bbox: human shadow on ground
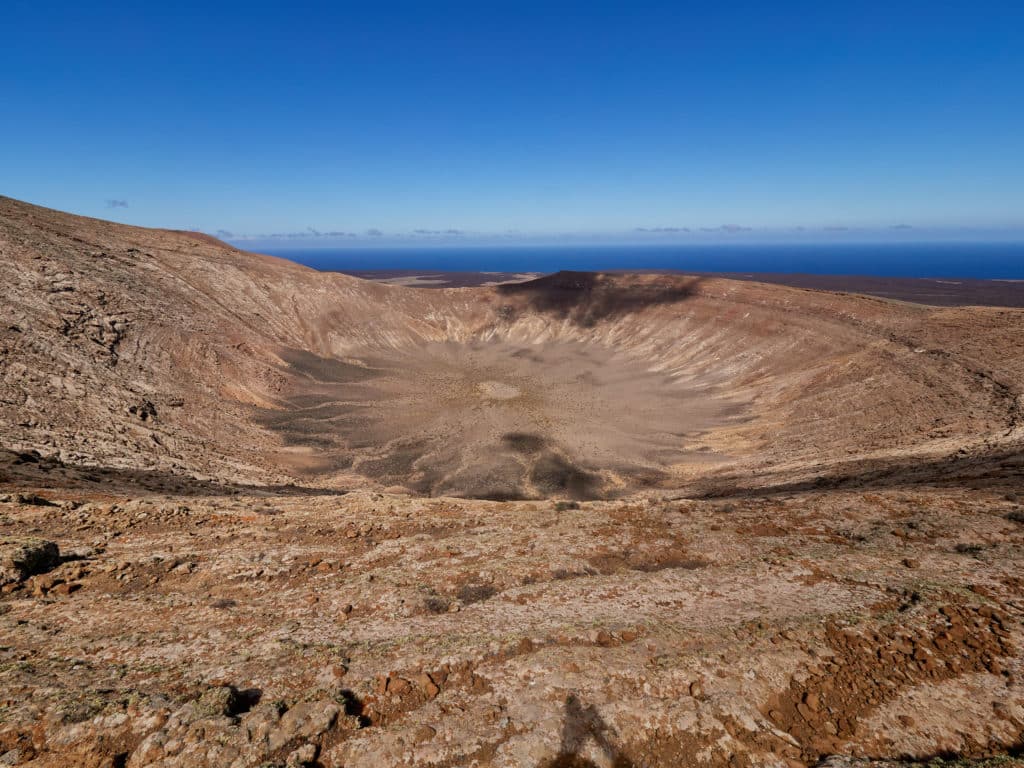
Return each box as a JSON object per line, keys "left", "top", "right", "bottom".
{"left": 536, "top": 694, "right": 635, "bottom": 768}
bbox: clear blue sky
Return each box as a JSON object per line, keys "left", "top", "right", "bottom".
{"left": 3, "top": 1, "right": 1023, "bottom": 246}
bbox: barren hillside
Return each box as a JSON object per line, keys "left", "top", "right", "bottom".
{"left": 1, "top": 197, "right": 1023, "bottom": 767}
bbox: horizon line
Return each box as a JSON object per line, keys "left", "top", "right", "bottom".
{"left": 238, "top": 236, "right": 1024, "bottom": 251}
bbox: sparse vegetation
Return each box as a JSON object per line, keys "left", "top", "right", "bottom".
{"left": 918, "top": 757, "right": 1024, "bottom": 768}
{"left": 456, "top": 584, "right": 497, "bottom": 605}
{"left": 954, "top": 543, "right": 987, "bottom": 555}
{"left": 423, "top": 594, "right": 450, "bottom": 614}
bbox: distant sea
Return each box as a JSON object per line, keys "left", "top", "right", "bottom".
{"left": 258, "top": 242, "right": 1024, "bottom": 280}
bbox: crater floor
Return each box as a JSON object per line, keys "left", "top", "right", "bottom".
{"left": 258, "top": 339, "right": 745, "bottom": 499}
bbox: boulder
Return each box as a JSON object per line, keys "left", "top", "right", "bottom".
{"left": 0, "top": 538, "right": 59, "bottom": 585}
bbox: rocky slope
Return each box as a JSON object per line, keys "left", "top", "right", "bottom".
{"left": 1, "top": 196, "right": 1023, "bottom": 767}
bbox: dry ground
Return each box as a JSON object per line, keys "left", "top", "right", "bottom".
{"left": 1, "top": 197, "right": 1023, "bottom": 766}
{"left": 1, "top": 474, "right": 1023, "bottom": 766}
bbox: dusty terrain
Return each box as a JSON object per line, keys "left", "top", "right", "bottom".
{"left": 1, "top": 196, "right": 1023, "bottom": 767}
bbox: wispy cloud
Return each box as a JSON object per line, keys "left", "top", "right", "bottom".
{"left": 218, "top": 226, "right": 477, "bottom": 241}
{"left": 890, "top": 223, "right": 914, "bottom": 230}
{"left": 223, "top": 229, "right": 358, "bottom": 240}
{"left": 105, "top": 199, "right": 128, "bottom": 208}
{"left": 303, "top": 226, "right": 359, "bottom": 237}
{"left": 700, "top": 224, "right": 752, "bottom": 233}
{"left": 635, "top": 225, "right": 756, "bottom": 234}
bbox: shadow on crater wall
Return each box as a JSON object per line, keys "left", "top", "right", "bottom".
{"left": 0, "top": 448, "right": 346, "bottom": 498}
{"left": 497, "top": 271, "right": 703, "bottom": 327}
{"left": 688, "top": 443, "right": 1024, "bottom": 499}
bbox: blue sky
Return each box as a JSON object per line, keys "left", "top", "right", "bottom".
{"left": 3, "top": 0, "right": 1023, "bottom": 246}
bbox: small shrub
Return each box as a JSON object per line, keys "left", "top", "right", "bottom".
{"left": 457, "top": 584, "right": 496, "bottom": 605}
{"left": 954, "top": 543, "right": 985, "bottom": 555}
{"left": 59, "top": 696, "right": 106, "bottom": 724}
{"left": 423, "top": 595, "right": 450, "bottom": 614}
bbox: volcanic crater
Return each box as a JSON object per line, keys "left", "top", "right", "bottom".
{"left": 2, "top": 194, "right": 1023, "bottom": 500}
{"left": 2, "top": 196, "right": 1024, "bottom": 768}
{"left": 257, "top": 329, "right": 747, "bottom": 500}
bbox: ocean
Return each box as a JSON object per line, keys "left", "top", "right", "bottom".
{"left": 255, "top": 242, "right": 1024, "bottom": 280}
